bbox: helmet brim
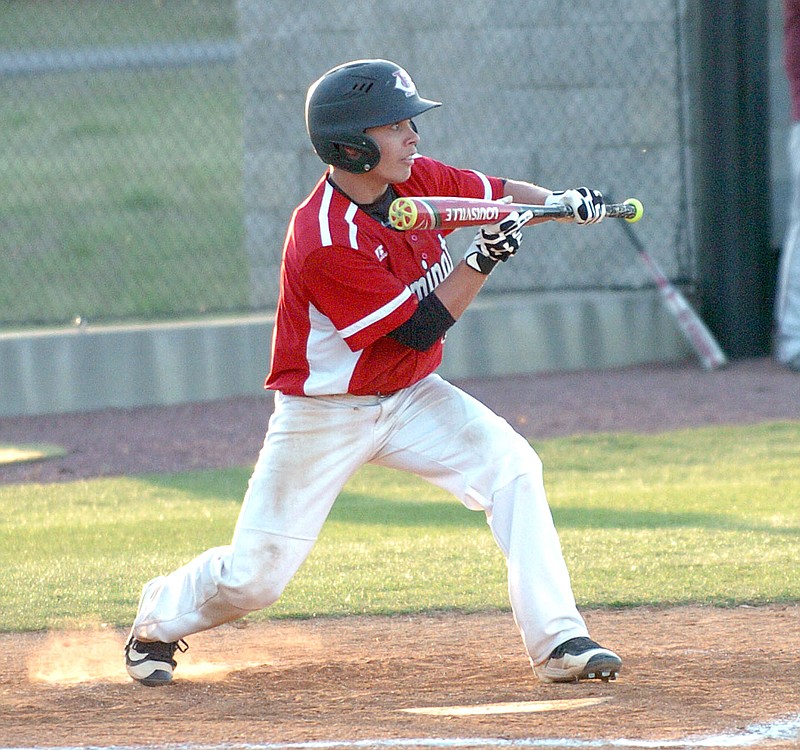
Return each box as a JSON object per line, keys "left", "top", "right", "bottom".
{"left": 363, "top": 97, "right": 441, "bottom": 130}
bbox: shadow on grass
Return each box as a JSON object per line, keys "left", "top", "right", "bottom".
{"left": 139, "top": 471, "right": 799, "bottom": 535}
{"left": 552, "top": 506, "right": 800, "bottom": 535}
{"left": 332, "top": 494, "right": 800, "bottom": 536}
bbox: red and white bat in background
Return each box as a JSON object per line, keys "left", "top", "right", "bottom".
{"left": 388, "top": 195, "right": 643, "bottom": 231}
{"left": 617, "top": 219, "right": 728, "bottom": 371}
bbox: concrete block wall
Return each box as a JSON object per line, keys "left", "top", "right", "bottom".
{"left": 0, "top": 291, "right": 691, "bottom": 418}
{"left": 238, "top": 0, "right": 692, "bottom": 306}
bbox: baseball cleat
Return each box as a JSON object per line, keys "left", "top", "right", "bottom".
{"left": 534, "top": 637, "right": 621, "bottom": 684}
{"left": 124, "top": 634, "right": 187, "bottom": 686}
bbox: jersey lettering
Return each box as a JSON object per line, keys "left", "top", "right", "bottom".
{"left": 408, "top": 243, "right": 454, "bottom": 301}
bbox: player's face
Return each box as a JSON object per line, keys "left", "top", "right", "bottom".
{"left": 365, "top": 119, "right": 420, "bottom": 184}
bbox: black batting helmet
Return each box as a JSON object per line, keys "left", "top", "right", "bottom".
{"left": 305, "top": 59, "right": 441, "bottom": 174}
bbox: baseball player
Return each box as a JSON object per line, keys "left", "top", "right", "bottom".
{"left": 125, "top": 58, "right": 621, "bottom": 686}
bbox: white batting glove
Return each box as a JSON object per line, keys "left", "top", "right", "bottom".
{"left": 544, "top": 187, "right": 606, "bottom": 224}
{"left": 464, "top": 205, "right": 534, "bottom": 275}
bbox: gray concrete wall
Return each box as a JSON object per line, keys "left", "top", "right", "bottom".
{"left": 0, "top": 291, "right": 690, "bottom": 418}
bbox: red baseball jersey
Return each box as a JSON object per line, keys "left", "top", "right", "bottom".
{"left": 265, "top": 156, "right": 504, "bottom": 396}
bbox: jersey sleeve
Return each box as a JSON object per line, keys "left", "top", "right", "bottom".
{"left": 302, "top": 245, "right": 418, "bottom": 352}
{"left": 400, "top": 156, "right": 506, "bottom": 202}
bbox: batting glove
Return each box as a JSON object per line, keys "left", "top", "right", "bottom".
{"left": 465, "top": 207, "right": 534, "bottom": 275}
{"left": 544, "top": 187, "right": 606, "bottom": 225}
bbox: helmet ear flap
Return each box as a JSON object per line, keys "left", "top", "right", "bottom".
{"left": 327, "top": 133, "right": 381, "bottom": 174}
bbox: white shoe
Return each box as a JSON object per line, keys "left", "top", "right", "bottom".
{"left": 124, "top": 633, "right": 187, "bottom": 686}
{"left": 534, "top": 637, "right": 621, "bottom": 683}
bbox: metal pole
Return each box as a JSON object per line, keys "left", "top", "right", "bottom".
{"left": 694, "top": 0, "right": 773, "bottom": 357}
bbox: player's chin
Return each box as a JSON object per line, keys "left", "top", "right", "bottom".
{"left": 393, "top": 163, "right": 414, "bottom": 183}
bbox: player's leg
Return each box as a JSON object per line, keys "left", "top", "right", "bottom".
{"left": 776, "top": 121, "right": 800, "bottom": 370}
{"left": 126, "top": 393, "right": 379, "bottom": 683}
{"left": 371, "top": 374, "right": 620, "bottom": 681}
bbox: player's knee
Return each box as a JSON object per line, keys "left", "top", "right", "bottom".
{"left": 501, "top": 434, "right": 544, "bottom": 483}
{"left": 462, "top": 417, "right": 539, "bottom": 463}
{"left": 222, "top": 542, "right": 297, "bottom": 611}
{"left": 228, "top": 584, "right": 284, "bottom": 611}
{"left": 223, "top": 571, "right": 287, "bottom": 611}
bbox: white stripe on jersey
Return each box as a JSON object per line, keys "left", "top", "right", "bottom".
{"left": 344, "top": 201, "right": 358, "bottom": 247}
{"left": 339, "top": 287, "right": 413, "bottom": 339}
{"left": 304, "top": 303, "right": 361, "bottom": 396}
{"left": 470, "top": 169, "right": 493, "bottom": 200}
{"left": 319, "top": 181, "right": 334, "bottom": 245}
{"left": 320, "top": 181, "right": 359, "bottom": 249}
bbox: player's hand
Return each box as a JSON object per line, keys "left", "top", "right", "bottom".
{"left": 465, "top": 207, "right": 534, "bottom": 275}
{"left": 544, "top": 187, "right": 606, "bottom": 224}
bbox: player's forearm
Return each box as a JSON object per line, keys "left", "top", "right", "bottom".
{"left": 503, "top": 179, "right": 552, "bottom": 226}
{"left": 388, "top": 262, "right": 490, "bottom": 351}
{"left": 503, "top": 178, "right": 550, "bottom": 202}
{"left": 433, "top": 261, "right": 490, "bottom": 320}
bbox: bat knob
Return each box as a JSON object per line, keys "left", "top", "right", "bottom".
{"left": 623, "top": 198, "right": 644, "bottom": 223}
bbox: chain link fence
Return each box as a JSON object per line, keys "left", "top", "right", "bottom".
{"left": 0, "top": 1, "right": 244, "bottom": 328}
{"left": 2, "top": 0, "right": 695, "bottom": 330}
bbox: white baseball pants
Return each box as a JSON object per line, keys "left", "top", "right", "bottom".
{"left": 132, "top": 373, "right": 588, "bottom": 666}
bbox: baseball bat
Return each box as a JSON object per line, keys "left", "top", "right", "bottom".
{"left": 388, "top": 195, "right": 643, "bottom": 231}
{"left": 618, "top": 219, "right": 728, "bottom": 371}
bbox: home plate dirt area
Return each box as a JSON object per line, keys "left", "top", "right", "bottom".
{"left": 1, "top": 357, "right": 800, "bottom": 748}
{"left": 2, "top": 606, "right": 799, "bottom": 748}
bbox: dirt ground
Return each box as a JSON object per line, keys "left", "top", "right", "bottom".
{"left": 2, "top": 356, "right": 800, "bottom": 749}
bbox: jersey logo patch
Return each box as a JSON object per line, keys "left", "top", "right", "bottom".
{"left": 374, "top": 244, "right": 388, "bottom": 261}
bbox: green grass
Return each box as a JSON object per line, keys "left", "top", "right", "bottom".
{"left": 539, "top": 424, "right": 800, "bottom": 606}
{"left": 1, "top": 422, "right": 798, "bottom": 632}
{"left": 0, "top": 1, "right": 237, "bottom": 49}
{"left": 0, "top": 1, "right": 247, "bottom": 326}
{"left": 0, "top": 66, "right": 247, "bottom": 324}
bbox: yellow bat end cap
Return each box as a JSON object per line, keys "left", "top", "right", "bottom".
{"left": 624, "top": 198, "right": 644, "bottom": 223}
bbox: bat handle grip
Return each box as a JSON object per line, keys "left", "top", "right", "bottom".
{"left": 609, "top": 199, "right": 644, "bottom": 223}
{"left": 546, "top": 199, "right": 642, "bottom": 223}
